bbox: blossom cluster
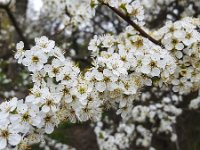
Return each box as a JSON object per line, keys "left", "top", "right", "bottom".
{"left": 40, "top": 0, "right": 96, "bottom": 34}
{"left": 95, "top": 93, "right": 182, "bottom": 150}
{"left": 97, "top": 0, "right": 144, "bottom": 24}
{"left": 0, "top": 26, "right": 177, "bottom": 148}
{"left": 39, "top": 136, "right": 76, "bottom": 150}
{"left": 37, "top": 0, "right": 145, "bottom": 35}
{"left": 0, "top": 37, "right": 79, "bottom": 149}
{"left": 156, "top": 18, "right": 200, "bottom": 94}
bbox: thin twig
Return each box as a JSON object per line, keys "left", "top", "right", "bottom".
{"left": 0, "top": 2, "right": 30, "bottom": 49}
{"left": 103, "top": 3, "right": 163, "bottom": 47}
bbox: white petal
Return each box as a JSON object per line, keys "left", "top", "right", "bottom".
{"left": 45, "top": 124, "right": 54, "bottom": 134}
{"left": 145, "top": 79, "right": 152, "bottom": 86}
{"left": 151, "top": 68, "right": 160, "bottom": 76}
{"left": 95, "top": 73, "right": 103, "bottom": 81}
{"left": 175, "top": 51, "right": 183, "bottom": 59}
{"left": 42, "top": 105, "right": 50, "bottom": 113}
{"left": 51, "top": 105, "right": 57, "bottom": 112}
{"left": 175, "top": 43, "right": 184, "bottom": 50}
{"left": 95, "top": 82, "right": 106, "bottom": 92}
{"left": 141, "top": 66, "right": 150, "bottom": 74}
{"left": 9, "top": 124, "right": 21, "bottom": 134}
{"left": 8, "top": 134, "right": 21, "bottom": 146}
{"left": 0, "top": 138, "right": 6, "bottom": 149}
{"left": 31, "top": 116, "right": 41, "bottom": 126}
{"left": 165, "top": 43, "right": 173, "bottom": 50}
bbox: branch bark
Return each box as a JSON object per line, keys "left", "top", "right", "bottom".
{"left": 0, "top": 2, "right": 30, "bottom": 49}
{"left": 103, "top": 3, "right": 163, "bottom": 47}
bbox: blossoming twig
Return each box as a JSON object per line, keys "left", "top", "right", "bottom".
{"left": 103, "top": 3, "right": 163, "bottom": 47}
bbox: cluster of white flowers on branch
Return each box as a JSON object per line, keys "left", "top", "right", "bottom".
{"left": 0, "top": 0, "right": 200, "bottom": 149}
{"left": 39, "top": 136, "right": 76, "bottom": 150}
{"left": 92, "top": 16, "right": 200, "bottom": 149}
{"left": 96, "top": 0, "right": 145, "bottom": 23}
{"left": 94, "top": 92, "right": 183, "bottom": 150}
{"left": 40, "top": 0, "right": 96, "bottom": 34}
{"left": 157, "top": 18, "right": 200, "bottom": 94}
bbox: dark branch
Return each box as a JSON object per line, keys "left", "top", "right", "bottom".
{"left": 103, "top": 3, "right": 163, "bottom": 47}
{"left": 0, "top": 2, "right": 30, "bottom": 49}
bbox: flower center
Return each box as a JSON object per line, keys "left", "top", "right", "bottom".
{"left": 79, "top": 87, "right": 86, "bottom": 94}
{"left": 172, "top": 38, "right": 178, "bottom": 45}
{"left": 22, "top": 112, "right": 30, "bottom": 121}
{"left": 64, "top": 74, "right": 71, "bottom": 80}
{"left": 186, "top": 33, "right": 192, "bottom": 39}
{"left": 134, "top": 39, "right": 143, "bottom": 48}
{"left": 62, "top": 88, "right": 69, "bottom": 95}
{"left": 44, "top": 115, "right": 52, "bottom": 123}
{"left": 52, "top": 68, "right": 59, "bottom": 74}
{"left": 150, "top": 61, "right": 156, "bottom": 68}
{"left": 32, "top": 56, "right": 39, "bottom": 63}
{"left": 46, "top": 100, "right": 53, "bottom": 106}
{"left": 1, "top": 130, "right": 9, "bottom": 139}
